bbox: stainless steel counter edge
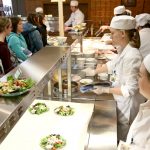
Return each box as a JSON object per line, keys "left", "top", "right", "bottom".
{"left": 0, "top": 46, "right": 72, "bottom": 142}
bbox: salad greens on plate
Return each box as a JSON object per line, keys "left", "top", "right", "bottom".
{"left": 29, "top": 102, "right": 49, "bottom": 115}
{"left": 0, "top": 75, "right": 35, "bottom": 96}
{"left": 54, "top": 105, "right": 74, "bottom": 116}
{"left": 40, "top": 134, "right": 66, "bottom": 150}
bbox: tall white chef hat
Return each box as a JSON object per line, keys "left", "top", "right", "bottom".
{"left": 35, "top": 7, "right": 43, "bottom": 13}
{"left": 70, "top": 0, "right": 79, "bottom": 6}
{"left": 143, "top": 54, "right": 150, "bottom": 74}
{"left": 110, "top": 15, "right": 136, "bottom": 30}
{"left": 135, "top": 13, "right": 150, "bottom": 27}
{"left": 114, "top": 6, "right": 126, "bottom": 15}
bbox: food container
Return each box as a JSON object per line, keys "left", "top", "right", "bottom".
{"left": 80, "top": 78, "right": 93, "bottom": 85}
{"left": 98, "top": 73, "right": 108, "bottom": 81}
{"left": 86, "top": 58, "right": 97, "bottom": 63}
{"left": 53, "top": 80, "right": 78, "bottom": 95}
{"left": 85, "top": 63, "right": 96, "bottom": 69}
{"left": 76, "top": 58, "right": 85, "bottom": 69}
{"left": 83, "top": 51, "right": 95, "bottom": 58}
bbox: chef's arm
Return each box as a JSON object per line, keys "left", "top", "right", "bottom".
{"left": 95, "top": 64, "right": 108, "bottom": 74}
{"left": 109, "top": 87, "right": 123, "bottom": 96}
{"left": 65, "top": 17, "right": 72, "bottom": 27}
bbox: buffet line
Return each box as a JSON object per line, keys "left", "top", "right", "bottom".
{"left": 0, "top": 32, "right": 117, "bottom": 150}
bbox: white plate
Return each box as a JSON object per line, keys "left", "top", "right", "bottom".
{"left": 80, "top": 79, "right": 93, "bottom": 85}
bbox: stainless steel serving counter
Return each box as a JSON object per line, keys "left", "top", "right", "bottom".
{"left": 0, "top": 46, "right": 70, "bottom": 142}
{"left": 0, "top": 36, "right": 117, "bottom": 149}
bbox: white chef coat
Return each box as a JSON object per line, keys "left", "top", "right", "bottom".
{"left": 107, "top": 44, "right": 146, "bottom": 141}
{"left": 139, "top": 28, "right": 150, "bottom": 58}
{"left": 65, "top": 9, "right": 84, "bottom": 27}
{"left": 126, "top": 100, "right": 150, "bottom": 150}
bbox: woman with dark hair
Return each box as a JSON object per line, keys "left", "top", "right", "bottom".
{"left": 7, "top": 17, "right": 32, "bottom": 62}
{"left": 83, "top": 16, "right": 145, "bottom": 141}
{"left": 0, "top": 17, "right": 14, "bottom": 74}
{"left": 36, "top": 13, "right": 47, "bottom": 46}
{"left": 23, "top": 13, "right": 43, "bottom": 53}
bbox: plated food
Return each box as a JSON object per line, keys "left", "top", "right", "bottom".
{"left": 0, "top": 75, "right": 35, "bottom": 96}
{"left": 80, "top": 79, "right": 93, "bottom": 85}
{"left": 72, "top": 24, "right": 85, "bottom": 31}
{"left": 29, "top": 102, "right": 49, "bottom": 115}
{"left": 40, "top": 134, "right": 66, "bottom": 150}
{"left": 54, "top": 105, "right": 74, "bottom": 116}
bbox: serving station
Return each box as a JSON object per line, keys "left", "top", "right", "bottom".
{"left": 0, "top": 33, "right": 117, "bottom": 149}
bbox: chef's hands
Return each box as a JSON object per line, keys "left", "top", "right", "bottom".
{"left": 64, "top": 26, "right": 72, "bottom": 31}
{"left": 92, "top": 86, "right": 110, "bottom": 95}
{"left": 95, "top": 25, "right": 110, "bottom": 36}
{"left": 82, "top": 68, "right": 96, "bottom": 76}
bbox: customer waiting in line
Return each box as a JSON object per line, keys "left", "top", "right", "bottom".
{"left": 35, "top": 7, "right": 51, "bottom": 32}
{"left": 0, "top": 17, "right": 14, "bottom": 74}
{"left": 7, "top": 17, "right": 32, "bottom": 62}
{"left": 135, "top": 13, "right": 150, "bottom": 58}
{"left": 83, "top": 15, "right": 146, "bottom": 141}
{"left": 23, "top": 13, "right": 43, "bottom": 53}
{"left": 118, "top": 54, "right": 150, "bottom": 149}
{"left": 36, "top": 13, "right": 47, "bottom": 46}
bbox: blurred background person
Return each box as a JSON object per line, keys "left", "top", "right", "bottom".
{"left": 7, "top": 17, "right": 32, "bottom": 62}
{"left": 135, "top": 13, "right": 150, "bottom": 58}
{"left": 35, "top": 7, "right": 51, "bottom": 33}
{"left": 65, "top": 0, "right": 84, "bottom": 31}
{"left": 36, "top": 13, "right": 47, "bottom": 46}
{"left": 0, "top": 17, "right": 14, "bottom": 74}
{"left": 23, "top": 13, "right": 43, "bottom": 53}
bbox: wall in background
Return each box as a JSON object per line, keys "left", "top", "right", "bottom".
{"left": 15, "top": 0, "right": 150, "bottom": 27}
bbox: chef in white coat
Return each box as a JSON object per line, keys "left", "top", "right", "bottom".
{"left": 65, "top": 0, "right": 84, "bottom": 31}
{"left": 135, "top": 13, "right": 150, "bottom": 58}
{"left": 84, "top": 15, "right": 145, "bottom": 141}
{"left": 118, "top": 54, "right": 150, "bottom": 149}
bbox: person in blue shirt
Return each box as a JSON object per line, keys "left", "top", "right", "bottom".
{"left": 23, "top": 13, "right": 43, "bottom": 53}
{"left": 7, "top": 17, "right": 32, "bottom": 62}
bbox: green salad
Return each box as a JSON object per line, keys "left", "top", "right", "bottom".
{"left": 54, "top": 105, "right": 74, "bottom": 116}
{"left": 40, "top": 134, "right": 66, "bottom": 150}
{"left": 0, "top": 75, "right": 35, "bottom": 96}
{"left": 29, "top": 102, "right": 49, "bottom": 115}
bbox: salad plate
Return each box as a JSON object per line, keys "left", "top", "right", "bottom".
{"left": 0, "top": 75, "right": 35, "bottom": 97}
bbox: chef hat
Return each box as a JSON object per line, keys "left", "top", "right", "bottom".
{"left": 110, "top": 15, "right": 136, "bottom": 30}
{"left": 35, "top": 7, "right": 43, "bottom": 13}
{"left": 143, "top": 54, "right": 150, "bottom": 74}
{"left": 126, "top": 9, "right": 132, "bottom": 16}
{"left": 114, "top": 6, "right": 126, "bottom": 15}
{"left": 135, "top": 13, "right": 150, "bottom": 27}
{"left": 70, "top": 0, "right": 79, "bottom": 6}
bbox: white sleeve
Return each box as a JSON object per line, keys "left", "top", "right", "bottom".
{"left": 65, "top": 14, "right": 73, "bottom": 26}
{"left": 120, "top": 54, "right": 142, "bottom": 98}
{"left": 74, "top": 12, "right": 84, "bottom": 25}
{"left": 129, "top": 144, "right": 145, "bottom": 150}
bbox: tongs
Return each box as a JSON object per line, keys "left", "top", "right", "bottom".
{"left": 95, "top": 28, "right": 103, "bottom": 37}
